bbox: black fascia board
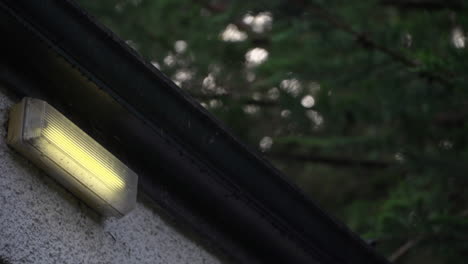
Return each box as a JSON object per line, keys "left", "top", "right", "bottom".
{"left": 0, "top": 1, "right": 389, "bottom": 263}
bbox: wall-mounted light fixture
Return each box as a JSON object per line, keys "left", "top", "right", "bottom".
{"left": 7, "top": 98, "right": 137, "bottom": 216}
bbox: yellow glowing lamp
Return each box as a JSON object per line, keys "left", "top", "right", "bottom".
{"left": 7, "top": 98, "right": 138, "bottom": 216}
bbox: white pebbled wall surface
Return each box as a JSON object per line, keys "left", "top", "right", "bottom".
{"left": 0, "top": 87, "right": 222, "bottom": 264}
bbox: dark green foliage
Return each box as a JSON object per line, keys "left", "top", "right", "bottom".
{"left": 76, "top": 0, "right": 468, "bottom": 262}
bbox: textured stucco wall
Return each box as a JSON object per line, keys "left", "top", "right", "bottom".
{"left": 0, "top": 89, "right": 222, "bottom": 264}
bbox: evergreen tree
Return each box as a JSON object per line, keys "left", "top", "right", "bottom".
{"left": 77, "top": 0, "right": 468, "bottom": 262}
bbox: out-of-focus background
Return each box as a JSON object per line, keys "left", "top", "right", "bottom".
{"left": 76, "top": 0, "right": 468, "bottom": 263}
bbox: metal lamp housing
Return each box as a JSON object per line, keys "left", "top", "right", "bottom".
{"left": 7, "top": 98, "right": 138, "bottom": 216}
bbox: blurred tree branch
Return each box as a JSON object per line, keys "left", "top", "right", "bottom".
{"left": 267, "top": 151, "right": 394, "bottom": 169}
{"left": 388, "top": 236, "right": 423, "bottom": 262}
{"left": 380, "top": 0, "right": 464, "bottom": 11}
{"left": 190, "top": 92, "right": 280, "bottom": 107}
{"left": 304, "top": 2, "right": 453, "bottom": 88}
{"left": 193, "top": 0, "right": 231, "bottom": 13}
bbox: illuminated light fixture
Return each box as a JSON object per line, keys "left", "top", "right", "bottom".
{"left": 7, "top": 98, "right": 138, "bottom": 216}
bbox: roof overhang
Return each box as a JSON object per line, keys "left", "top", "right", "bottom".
{"left": 0, "top": 1, "right": 389, "bottom": 263}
